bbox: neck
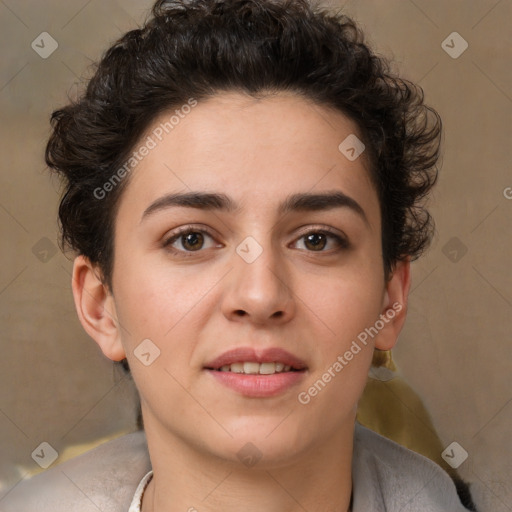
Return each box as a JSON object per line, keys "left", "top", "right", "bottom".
{"left": 141, "top": 416, "right": 354, "bottom": 512}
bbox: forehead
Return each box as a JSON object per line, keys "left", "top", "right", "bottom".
{"left": 116, "top": 91, "right": 379, "bottom": 226}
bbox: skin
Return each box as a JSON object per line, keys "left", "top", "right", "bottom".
{"left": 72, "top": 91, "right": 410, "bottom": 512}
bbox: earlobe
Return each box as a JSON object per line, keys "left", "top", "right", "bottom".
{"left": 374, "top": 259, "right": 411, "bottom": 351}
{"left": 71, "top": 255, "right": 126, "bottom": 361}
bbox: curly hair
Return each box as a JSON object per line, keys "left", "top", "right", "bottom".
{"left": 46, "top": 0, "right": 441, "bottom": 292}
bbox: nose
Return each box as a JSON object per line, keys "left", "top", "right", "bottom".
{"left": 221, "top": 238, "right": 296, "bottom": 325}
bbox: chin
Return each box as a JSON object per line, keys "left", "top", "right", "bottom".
{"left": 211, "top": 415, "right": 313, "bottom": 465}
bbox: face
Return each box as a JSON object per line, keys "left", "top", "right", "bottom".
{"left": 78, "top": 91, "right": 408, "bottom": 467}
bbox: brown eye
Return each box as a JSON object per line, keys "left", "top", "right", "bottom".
{"left": 163, "top": 227, "right": 219, "bottom": 257}
{"left": 294, "top": 229, "right": 349, "bottom": 253}
{"left": 180, "top": 232, "right": 204, "bottom": 251}
{"left": 304, "top": 232, "right": 327, "bottom": 251}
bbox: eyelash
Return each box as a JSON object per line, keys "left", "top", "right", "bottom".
{"left": 162, "top": 225, "right": 350, "bottom": 258}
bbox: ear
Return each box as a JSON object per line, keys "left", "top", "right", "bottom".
{"left": 374, "top": 259, "right": 411, "bottom": 351}
{"left": 71, "top": 255, "right": 126, "bottom": 361}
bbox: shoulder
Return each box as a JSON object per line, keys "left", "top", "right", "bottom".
{"left": 1, "top": 431, "right": 151, "bottom": 512}
{"left": 2, "top": 426, "right": 470, "bottom": 512}
{"left": 352, "top": 423, "right": 469, "bottom": 512}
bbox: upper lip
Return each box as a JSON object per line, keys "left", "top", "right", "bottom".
{"left": 204, "top": 347, "right": 307, "bottom": 370}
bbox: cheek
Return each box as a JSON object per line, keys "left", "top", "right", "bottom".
{"left": 295, "top": 274, "right": 381, "bottom": 405}
{"left": 114, "top": 257, "right": 204, "bottom": 336}
{"left": 112, "top": 265, "right": 203, "bottom": 410}
{"left": 304, "top": 262, "right": 384, "bottom": 342}
{"left": 112, "top": 257, "right": 222, "bottom": 385}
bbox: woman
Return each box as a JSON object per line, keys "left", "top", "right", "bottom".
{"left": 3, "top": 0, "right": 474, "bottom": 510}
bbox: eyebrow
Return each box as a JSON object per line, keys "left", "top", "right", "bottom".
{"left": 140, "top": 190, "right": 369, "bottom": 225}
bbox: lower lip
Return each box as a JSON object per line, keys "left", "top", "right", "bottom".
{"left": 206, "top": 369, "right": 306, "bottom": 398}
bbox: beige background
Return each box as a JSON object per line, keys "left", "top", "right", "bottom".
{"left": 0, "top": 1, "right": 510, "bottom": 510}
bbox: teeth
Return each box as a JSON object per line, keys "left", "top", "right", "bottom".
{"left": 217, "top": 362, "right": 296, "bottom": 374}
{"left": 230, "top": 362, "right": 244, "bottom": 373}
{"left": 243, "top": 362, "right": 260, "bottom": 374}
{"left": 259, "top": 362, "right": 276, "bottom": 375}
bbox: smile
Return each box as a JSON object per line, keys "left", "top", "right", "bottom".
{"left": 212, "top": 362, "right": 301, "bottom": 374}
{"left": 203, "top": 347, "right": 308, "bottom": 397}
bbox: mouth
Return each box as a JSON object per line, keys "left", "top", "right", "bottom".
{"left": 203, "top": 347, "right": 307, "bottom": 398}
{"left": 203, "top": 346, "right": 307, "bottom": 373}
{"left": 206, "top": 361, "right": 303, "bottom": 375}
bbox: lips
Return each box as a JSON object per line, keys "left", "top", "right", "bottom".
{"left": 203, "top": 347, "right": 307, "bottom": 371}
{"left": 204, "top": 347, "right": 308, "bottom": 397}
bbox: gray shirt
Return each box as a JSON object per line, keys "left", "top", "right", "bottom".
{"left": 0, "top": 423, "right": 469, "bottom": 511}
